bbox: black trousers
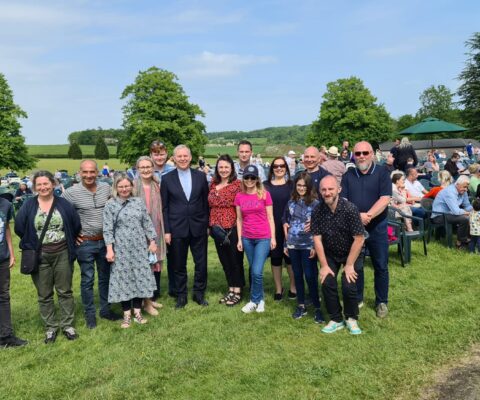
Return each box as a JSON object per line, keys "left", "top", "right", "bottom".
{"left": 213, "top": 228, "right": 245, "bottom": 288}
{"left": 433, "top": 214, "right": 469, "bottom": 243}
{"left": 169, "top": 234, "right": 208, "bottom": 298}
{"left": 322, "top": 255, "right": 361, "bottom": 322}
{"left": 0, "top": 259, "right": 13, "bottom": 338}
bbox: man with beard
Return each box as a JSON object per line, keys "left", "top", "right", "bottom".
{"left": 311, "top": 176, "right": 365, "bottom": 334}
{"left": 340, "top": 142, "right": 392, "bottom": 318}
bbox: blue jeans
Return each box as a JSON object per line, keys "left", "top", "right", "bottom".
{"left": 76, "top": 240, "right": 111, "bottom": 318}
{"left": 242, "top": 238, "right": 270, "bottom": 304}
{"left": 357, "top": 219, "right": 389, "bottom": 306}
{"left": 289, "top": 249, "right": 320, "bottom": 308}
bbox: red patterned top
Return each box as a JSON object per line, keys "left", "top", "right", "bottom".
{"left": 208, "top": 180, "right": 241, "bottom": 228}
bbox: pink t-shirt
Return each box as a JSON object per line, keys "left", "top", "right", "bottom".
{"left": 234, "top": 191, "right": 272, "bottom": 239}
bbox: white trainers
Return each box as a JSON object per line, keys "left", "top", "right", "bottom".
{"left": 256, "top": 300, "right": 265, "bottom": 313}
{"left": 242, "top": 301, "right": 257, "bottom": 314}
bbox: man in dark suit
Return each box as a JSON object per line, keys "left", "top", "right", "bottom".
{"left": 161, "top": 145, "right": 210, "bottom": 308}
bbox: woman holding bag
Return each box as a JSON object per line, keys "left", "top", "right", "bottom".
{"left": 208, "top": 155, "right": 244, "bottom": 306}
{"left": 15, "top": 170, "right": 81, "bottom": 344}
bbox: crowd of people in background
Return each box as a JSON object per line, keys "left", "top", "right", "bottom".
{"left": 2, "top": 136, "right": 479, "bottom": 347}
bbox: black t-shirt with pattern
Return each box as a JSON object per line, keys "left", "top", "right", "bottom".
{"left": 311, "top": 197, "right": 365, "bottom": 263}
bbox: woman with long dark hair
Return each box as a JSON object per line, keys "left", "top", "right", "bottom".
{"left": 263, "top": 156, "right": 296, "bottom": 301}
{"left": 208, "top": 154, "right": 244, "bottom": 306}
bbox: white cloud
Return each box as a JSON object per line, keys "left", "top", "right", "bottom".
{"left": 183, "top": 51, "right": 276, "bottom": 78}
{"left": 366, "top": 36, "right": 444, "bottom": 58}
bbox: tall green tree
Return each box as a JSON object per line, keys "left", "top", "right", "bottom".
{"left": 94, "top": 135, "right": 109, "bottom": 159}
{"left": 458, "top": 32, "right": 480, "bottom": 136}
{"left": 0, "top": 73, "right": 35, "bottom": 170}
{"left": 395, "top": 114, "right": 419, "bottom": 132}
{"left": 416, "top": 84, "right": 461, "bottom": 122}
{"left": 119, "top": 66, "right": 207, "bottom": 164}
{"left": 308, "top": 77, "right": 394, "bottom": 149}
{"left": 68, "top": 142, "right": 83, "bottom": 159}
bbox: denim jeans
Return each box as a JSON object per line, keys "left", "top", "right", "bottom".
{"left": 242, "top": 238, "right": 270, "bottom": 304}
{"left": 469, "top": 235, "right": 480, "bottom": 253}
{"left": 0, "top": 259, "right": 13, "bottom": 338}
{"left": 288, "top": 249, "right": 320, "bottom": 308}
{"left": 76, "top": 240, "right": 111, "bottom": 318}
{"left": 357, "top": 219, "right": 389, "bottom": 306}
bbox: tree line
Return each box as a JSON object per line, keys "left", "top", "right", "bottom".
{"left": 1, "top": 32, "right": 479, "bottom": 170}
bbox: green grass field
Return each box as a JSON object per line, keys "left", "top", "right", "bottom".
{"left": 27, "top": 145, "right": 117, "bottom": 157}
{"left": 1, "top": 236, "right": 479, "bottom": 399}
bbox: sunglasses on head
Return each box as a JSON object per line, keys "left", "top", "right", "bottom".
{"left": 354, "top": 151, "right": 370, "bottom": 157}
{"left": 244, "top": 176, "right": 257, "bottom": 181}
{"left": 272, "top": 164, "right": 286, "bottom": 169}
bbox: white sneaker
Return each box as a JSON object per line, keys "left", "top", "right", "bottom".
{"left": 256, "top": 300, "right": 265, "bottom": 313}
{"left": 346, "top": 318, "right": 362, "bottom": 335}
{"left": 242, "top": 301, "right": 257, "bottom": 314}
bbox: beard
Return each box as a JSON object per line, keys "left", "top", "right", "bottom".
{"left": 356, "top": 161, "right": 371, "bottom": 171}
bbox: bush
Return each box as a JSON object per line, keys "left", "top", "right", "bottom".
{"left": 94, "top": 136, "right": 109, "bottom": 159}
{"left": 68, "top": 142, "right": 83, "bottom": 159}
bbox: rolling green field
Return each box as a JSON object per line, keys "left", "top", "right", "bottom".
{"left": 1, "top": 236, "right": 479, "bottom": 399}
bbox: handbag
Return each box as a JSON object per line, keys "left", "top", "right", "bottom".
{"left": 210, "top": 225, "right": 232, "bottom": 246}
{"left": 20, "top": 198, "right": 56, "bottom": 275}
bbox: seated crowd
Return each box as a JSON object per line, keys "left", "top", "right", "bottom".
{"left": 1, "top": 138, "right": 477, "bottom": 348}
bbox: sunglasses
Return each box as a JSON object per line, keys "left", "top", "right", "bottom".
{"left": 272, "top": 164, "right": 286, "bottom": 169}
{"left": 244, "top": 176, "right": 257, "bottom": 181}
{"left": 354, "top": 151, "right": 371, "bottom": 157}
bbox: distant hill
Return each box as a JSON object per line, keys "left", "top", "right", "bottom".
{"left": 206, "top": 125, "right": 311, "bottom": 145}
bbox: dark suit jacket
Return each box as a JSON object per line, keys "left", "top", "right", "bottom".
{"left": 161, "top": 168, "right": 209, "bottom": 238}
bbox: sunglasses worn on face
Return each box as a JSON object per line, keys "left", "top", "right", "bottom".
{"left": 354, "top": 151, "right": 370, "bottom": 157}
{"left": 272, "top": 164, "right": 286, "bottom": 169}
{"left": 244, "top": 176, "right": 257, "bottom": 181}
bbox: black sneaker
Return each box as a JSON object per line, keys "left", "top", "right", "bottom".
{"left": 100, "top": 311, "right": 122, "bottom": 321}
{"left": 63, "top": 327, "right": 78, "bottom": 341}
{"left": 44, "top": 330, "right": 57, "bottom": 344}
{"left": 292, "top": 306, "right": 307, "bottom": 319}
{"left": 314, "top": 309, "right": 325, "bottom": 324}
{"left": 0, "top": 335, "right": 28, "bottom": 348}
{"left": 287, "top": 290, "right": 297, "bottom": 300}
{"left": 86, "top": 315, "right": 97, "bottom": 329}
{"left": 273, "top": 288, "right": 284, "bottom": 301}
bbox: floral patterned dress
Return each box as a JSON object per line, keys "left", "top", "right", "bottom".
{"left": 103, "top": 197, "right": 157, "bottom": 303}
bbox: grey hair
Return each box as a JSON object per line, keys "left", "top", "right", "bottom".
{"left": 399, "top": 137, "right": 411, "bottom": 148}
{"left": 455, "top": 175, "right": 470, "bottom": 186}
{"left": 136, "top": 155, "right": 155, "bottom": 169}
{"left": 111, "top": 172, "right": 133, "bottom": 198}
{"left": 173, "top": 144, "right": 191, "bottom": 157}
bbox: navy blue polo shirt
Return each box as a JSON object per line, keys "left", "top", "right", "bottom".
{"left": 340, "top": 162, "right": 391, "bottom": 231}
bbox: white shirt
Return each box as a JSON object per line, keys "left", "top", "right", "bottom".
{"left": 405, "top": 179, "right": 425, "bottom": 197}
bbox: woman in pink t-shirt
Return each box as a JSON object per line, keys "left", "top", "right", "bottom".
{"left": 235, "top": 165, "right": 276, "bottom": 313}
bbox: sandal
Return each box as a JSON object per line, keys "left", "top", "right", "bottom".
{"left": 226, "top": 293, "right": 242, "bottom": 307}
{"left": 121, "top": 313, "right": 131, "bottom": 329}
{"left": 219, "top": 291, "right": 234, "bottom": 304}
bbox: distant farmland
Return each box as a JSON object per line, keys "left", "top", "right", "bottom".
{"left": 27, "top": 144, "right": 117, "bottom": 157}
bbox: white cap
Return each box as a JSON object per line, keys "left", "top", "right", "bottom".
{"left": 287, "top": 150, "right": 296, "bottom": 156}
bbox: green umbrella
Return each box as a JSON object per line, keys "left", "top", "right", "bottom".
{"left": 399, "top": 117, "right": 467, "bottom": 149}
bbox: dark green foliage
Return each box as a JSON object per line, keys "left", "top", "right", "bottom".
{"left": 68, "top": 142, "right": 83, "bottom": 159}
{"left": 94, "top": 136, "right": 109, "bottom": 159}
{"left": 207, "top": 125, "right": 311, "bottom": 145}
{"left": 458, "top": 32, "right": 480, "bottom": 137}
{"left": 416, "top": 85, "right": 462, "bottom": 123}
{"left": 119, "top": 66, "right": 207, "bottom": 164}
{"left": 308, "top": 76, "right": 394, "bottom": 149}
{"left": 0, "top": 72, "right": 36, "bottom": 171}
{"left": 68, "top": 127, "right": 123, "bottom": 145}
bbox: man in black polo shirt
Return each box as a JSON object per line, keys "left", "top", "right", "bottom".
{"left": 340, "top": 141, "right": 392, "bottom": 318}
{"left": 312, "top": 176, "right": 365, "bottom": 334}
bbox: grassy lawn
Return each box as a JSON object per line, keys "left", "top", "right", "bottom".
{"left": 1, "top": 235, "right": 479, "bottom": 399}
{"left": 1, "top": 159, "right": 128, "bottom": 177}
{"left": 27, "top": 145, "right": 117, "bottom": 157}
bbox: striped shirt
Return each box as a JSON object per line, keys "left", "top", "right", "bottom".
{"left": 62, "top": 182, "right": 111, "bottom": 236}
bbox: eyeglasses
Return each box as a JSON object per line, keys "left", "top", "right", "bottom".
{"left": 272, "top": 164, "right": 286, "bottom": 169}
{"left": 354, "top": 151, "right": 371, "bottom": 157}
{"left": 117, "top": 185, "right": 132, "bottom": 190}
{"left": 244, "top": 176, "right": 257, "bottom": 181}
{"left": 138, "top": 166, "right": 153, "bottom": 170}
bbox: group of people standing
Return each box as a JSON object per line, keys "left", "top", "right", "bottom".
{"left": 1, "top": 139, "right": 393, "bottom": 347}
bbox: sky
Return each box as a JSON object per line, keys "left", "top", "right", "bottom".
{"left": 0, "top": 0, "right": 479, "bottom": 144}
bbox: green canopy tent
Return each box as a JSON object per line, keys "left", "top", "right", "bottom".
{"left": 399, "top": 117, "right": 468, "bottom": 149}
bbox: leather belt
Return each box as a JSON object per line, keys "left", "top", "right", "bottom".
{"left": 82, "top": 234, "right": 104, "bottom": 241}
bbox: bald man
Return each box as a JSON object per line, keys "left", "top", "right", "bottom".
{"left": 340, "top": 141, "right": 392, "bottom": 318}
{"left": 298, "top": 146, "right": 330, "bottom": 195}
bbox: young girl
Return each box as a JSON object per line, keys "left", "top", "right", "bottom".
{"left": 283, "top": 172, "right": 324, "bottom": 323}
{"left": 391, "top": 173, "right": 414, "bottom": 232}
{"left": 235, "top": 165, "right": 276, "bottom": 313}
{"left": 469, "top": 199, "right": 480, "bottom": 253}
